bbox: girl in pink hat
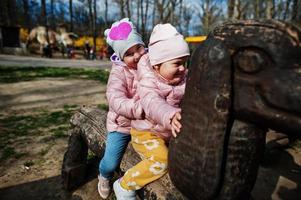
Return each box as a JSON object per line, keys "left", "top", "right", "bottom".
{"left": 97, "top": 18, "right": 146, "bottom": 199}
{"left": 113, "top": 23, "right": 190, "bottom": 200}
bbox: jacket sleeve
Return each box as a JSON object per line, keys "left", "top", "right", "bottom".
{"left": 136, "top": 55, "right": 181, "bottom": 130}
{"left": 106, "top": 66, "right": 143, "bottom": 119}
{"left": 138, "top": 78, "right": 180, "bottom": 130}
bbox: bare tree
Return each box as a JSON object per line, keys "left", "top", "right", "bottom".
{"left": 41, "top": 0, "right": 47, "bottom": 26}
{"left": 104, "top": 0, "right": 108, "bottom": 28}
{"left": 93, "top": 0, "right": 97, "bottom": 48}
{"left": 22, "top": 0, "right": 31, "bottom": 28}
{"left": 178, "top": 0, "right": 184, "bottom": 33}
{"left": 235, "top": 0, "right": 250, "bottom": 19}
{"left": 283, "top": 0, "right": 292, "bottom": 20}
{"left": 197, "top": 0, "right": 221, "bottom": 34}
{"left": 50, "top": 0, "right": 55, "bottom": 29}
{"left": 228, "top": 0, "right": 235, "bottom": 19}
{"left": 266, "top": 0, "right": 275, "bottom": 19}
{"left": 40, "top": 0, "right": 50, "bottom": 47}
{"left": 156, "top": 0, "right": 172, "bottom": 23}
{"left": 253, "top": 0, "right": 261, "bottom": 19}
{"left": 136, "top": 0, "right": 140, "bottom": 31}
{"left": 140, "top": 0, "right": 150, "bottom": 41}
{"left": 69, "top": 0, "right": 74, "bottom": 31}
{"left": 125, "top": 0, "right": 132, "bottom": 18}
{"left": 152, "top": 0, "right": 157, "bottom": 27}
{"left": 73, "top": 3, "right": 90, "bottom": 34}
{"left": 182, "top": 3, "right": 193, "bottom": 36}
{"left": 114, "top": 0, "right": 126, "bottom": 18}
{"left": 292, "top": 0, "right": 301, "bottom": 25}
{"left": 87, "top": 0, "right": 93, "bottom": 35}
{"left": 56, "top": 1, "right": 67, "bottom": 25}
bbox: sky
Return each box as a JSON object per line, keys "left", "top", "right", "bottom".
{"left": 45, "top": 0, "right": 228, "bottom": 36}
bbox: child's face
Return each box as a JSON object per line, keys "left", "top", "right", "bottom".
{"left": 123, "top": 44, "right": 146, "bottom": 69}
{"left": 154, "top": 57, "right": 188, "bottom": 85}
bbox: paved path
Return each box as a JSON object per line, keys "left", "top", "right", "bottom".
{"left": 0, "top": 54, "right": 111, "bottom": 69}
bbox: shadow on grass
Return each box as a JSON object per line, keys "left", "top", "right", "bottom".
{"left": 0, "top": 66, "right": 109, "bottom": 84}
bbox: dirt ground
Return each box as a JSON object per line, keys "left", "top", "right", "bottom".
{"left": 0, "top": 78, "right": 106, "bottom": 200}
{"left": 0, "top": 78, "right": 300, "bottom": 200}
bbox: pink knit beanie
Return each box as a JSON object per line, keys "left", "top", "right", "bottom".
{"left": 148, "top": 24, "right": 190, "bottom": 66}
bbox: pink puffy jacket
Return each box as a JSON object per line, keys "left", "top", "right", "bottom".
{"left": 131, "top": 54, "right": 186, "bottom": 140}
{"left": 106, "top": 54, "right": 143, "bottom": 134}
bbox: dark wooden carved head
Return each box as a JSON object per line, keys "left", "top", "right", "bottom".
{"left": 168, "top": 20, "right": 301, "bottom": 200}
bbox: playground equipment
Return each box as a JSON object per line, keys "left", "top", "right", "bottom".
{"left": 26, "top": 26, "right": 78, "bottom": 56}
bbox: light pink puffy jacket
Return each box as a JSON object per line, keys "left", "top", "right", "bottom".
{"left": 106, "top": 54, "right": 143, "bottom": 134}
{"left": 131, "top": 54, "right": 186, "bottom": 140}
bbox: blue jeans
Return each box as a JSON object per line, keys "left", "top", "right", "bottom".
{"left": 99, "top": 131, "right": 131, "bottom": 179}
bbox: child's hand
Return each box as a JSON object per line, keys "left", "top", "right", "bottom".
{"left": 171, "top": 112, "right": 182, "bottom": 138}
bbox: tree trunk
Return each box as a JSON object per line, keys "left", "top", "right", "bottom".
{"left": 50, "top": 0, "right": 55, "bottom": 29}
{"left": 140, "top": 0, "right": 144, "bottom": 37}
{"left": 69, "top": 0, "right": 73, "bottom": 32}
{"left": 104, "top": 0, "right": 108, "bottom": 28}
{"left": 40, "top": 0, "right": 50, "bottom": 47}
{"left": 125, "top": 0, "right": 131, "bottom": 18}
{"left": 254, "top": 0, "right": 260, "bottom": 19}
{"left": 292, "top": 0, "right": 301, "bottom": 25}
{"left": 266, "top": 0, "right": 275, "bottom": 19}
{"left": 140, "top": 0, "right": 149, "bottom": 42}
{"left": 144, "top": 0, "right": 149, "bottom": 38}
{"left": 157, "top": 0, "right": 164, "bottom": 23}
{"left": 178, "top": 0, "right": 183, "bottom": 33}
{"left": 228, "top": 0, "right": 235, "bottom": 19}
{"left": 152, "top": 0, "right": 157, "bottom": 27}
{"left": 183, "top": 4, "right": 192, "bottom": 36}
{"left": 163, "top": 1, "right": 172, "bottom": 23}
{"left": 93, "top": 0, "right": 97, "bottom": 49}
{"left": 136, "top": 0, "right": 140, "bottom": 31}
{"left": 119, "top": 0, "right": 125, "bottom": 18}
{"left": 41, "top": 0, "right": 47, "bottom": 26}
{"left": 202, "top": 0, "right": 210, "bottom": 34}
{"left": 283, "top": 0, "right": 292, "bottom": 20}
{"left": 88, "top": 0, "right": 93, "bottom": 36}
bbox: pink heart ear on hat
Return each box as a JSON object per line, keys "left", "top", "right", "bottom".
{"left": 109, "top": 22, "right": 132, "bottom": 40}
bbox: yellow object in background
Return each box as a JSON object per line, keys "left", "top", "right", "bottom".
{"left": 74, "top": 36, "right": 106, "bottom": 51}
{"left": 19, "top": 28, "right": 29, "bottom": 43}
{"left": 185, "top": 36, "right": 207, "bottom": 43}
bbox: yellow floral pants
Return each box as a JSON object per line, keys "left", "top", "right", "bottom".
{"left": 120, "top": 128, "right": 168, "bottom": 190}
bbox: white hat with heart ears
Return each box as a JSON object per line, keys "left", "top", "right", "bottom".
{"left": 104, "top": 18, "right": 145, "bottom": 60}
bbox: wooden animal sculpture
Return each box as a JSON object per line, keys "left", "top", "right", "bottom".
{"left": 168, "top": 20, "right": 301, "bottom": 200}
{"left": 26, "top": 26, "right": 58, "bottom": 49}
{"left": 26, "top": 26, "right": 78, "bottom": 55}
